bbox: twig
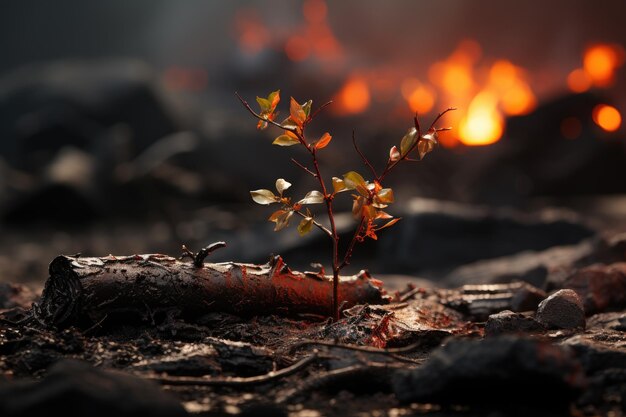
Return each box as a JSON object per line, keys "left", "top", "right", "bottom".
{"left": 399, "top": 286, "right": 422, "bottom": 302}
{"left": 147, "top": 353, "right": 319, "bottom": 387}
{"left": 288, "top": 339, "right": 423, "bottom": 355}
{"left": 309, "top": 100, "right": 333, "bottom": 121}
{"left": 294, "top": 210, "right": 332, "bottom": 237}
{"left": 291, "top": 158, "right": 317, "bottom": 178}
{"left": 338, "top": 216, "right": 366, "bottom": 270}
{"left": 352, "top": 130, "right": 378, "bottom": 179}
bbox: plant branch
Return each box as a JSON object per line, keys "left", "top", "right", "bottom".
{"left": 294, "top": 210, "right": 332, "bottom": 237}
{"left": 339, "top": 216, "right": 366, "bottom": 270}
{"left": 352, "top": 130, "right": 378, "bottom": 179}
{"left": 291, "top": 158, "right": 317, "bottom": 178}
{"left": 148, "top": 353, "right": 319, "bottom": 387}
{"left": 309, "top": 100, "right": 333, "bottom": 121}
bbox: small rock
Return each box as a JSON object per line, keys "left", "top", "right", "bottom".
{"left": 0, "top": 359, "right": 188, "bottom": 417}
{"left": 485, "top": 310, "right": 545, "bottom": 336}
{"left": 559, "top": 263, "right": 626, "bottom": 315}
{"left": 537, "top": 289, "right": 586, "bottom": 329}
{"left": 392, "top": 336, "right": 585, "bottom": 407}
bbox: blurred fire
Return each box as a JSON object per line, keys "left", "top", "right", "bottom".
{"left": 335, "top": 75, "right": 371, "bottom": 115}
{"left": 285, "top": 0, "right": 342, "bottom": 62}
{"left": 234, "top": 9, "right": 270, "bottom": 55}
{"left": 568, "top": 43, "right": 625, "bottom": 91}
{"left": 593, "top": 104, "right": 622, "bottom": 132}
{"left": 459, "top": 92, "right": 503, "bottom": 146}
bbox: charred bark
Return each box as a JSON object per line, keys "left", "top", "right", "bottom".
{"left": 33, "top": 254, "right": 387, "bottom": 327}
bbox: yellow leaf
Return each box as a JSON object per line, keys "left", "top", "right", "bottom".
{"left": 314, "top": 132, "right": 332, "bottom": 149}
{"left": 268, "top": 90, "right": 280, "bottom": 109}
{"left": 297, "top": 217, "right": 314, "bottom": 236}
{"left": 400, "top": 127, "right": 418, "bottom": 157}
{"left": 290, "top": 97, "right": 307, "bottom": 127}
{"left": 332, "top": 177, "right": 347, "bottom": 193}
{"left": 256, "top": 97, "right": 271, "bottom": 112}
{"left": 377, "top": 217, "right": 401, "bottom": 231}
{"left": 343, "top": 171, "right": 366, "bottom": 190}
{"left": 268, "top": 209, "right": 288, "bottom": 221}
{"left": 272, "top": 135, "right": 300, "bottom": 146}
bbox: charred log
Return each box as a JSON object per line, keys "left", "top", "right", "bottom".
{"left": 33, "top": 254, "right": 387, "bottom": 327}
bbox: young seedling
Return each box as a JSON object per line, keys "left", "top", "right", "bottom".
{"left": 237, "top": 90, "right": 454, "bottom": 321}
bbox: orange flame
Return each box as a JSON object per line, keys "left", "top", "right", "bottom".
{"left": 593, "top": 104, "right": 622, "bottom": 132}
{"left": 234, "top": 9, "right": 270, "bottom": 55}
{"left": 459, "top": 92, "right": 504, "bottom": 146}
{"left": 401, "top": 78, "right": 435, "bottom": 114}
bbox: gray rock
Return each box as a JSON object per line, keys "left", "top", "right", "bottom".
{"left": 392, "top": 336, "right": 585, "bottom": 407}
{"left": 0, "top": 359, "right": 188, "bottom": 417}
{"left": 485, "top": 310, "right": 545, "bottom": 336}
{"left": 537, "top": 289, "right": 586, "bottom": 329}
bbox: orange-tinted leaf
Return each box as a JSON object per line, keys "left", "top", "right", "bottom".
{"left": 376, "top": 188, "right": 394, "bottom": 204}
{"left": 298, "top": 190, "right": 325, "bottom": 204}
{"left": 314, "top": 132, "right": 332, "bottom": 149}
{"left": 343, "top": 171, "right": 366, "bottom": 190}
{"left": 362, "top": 204, "right": 377, "bottom": 220}
{"left": 332, "top": 177, "right": 347, "bottom": 193}
{"left": 356, "top": 184, "right": 370, "bottom": 197}
{"left": 257, "top": 120, "right": 268, "bottom": 130}
{"left": 352, "top": 195, "right": 364, "bottom": 218}
{"left": 273, "top": 210, "right": 293, "bottom": 231}
{"left": 275, "top": 178, "right": 292, "bottom": 195}
{"left": 268, "top": 90, "right": 280, "bottom": 109}
{"left": 400, "top": 127, "right": 418, "bottom": 157}
{"left": 272, "top": 135, "right": 299, "bottom": 146}
{"left": 377, "top": 217, "right": 401, "bottom": 231}
{"left": 297, "top": 217, "right": 314, "bottom": 236}
{"left": 375, "top": 211, "right": 393, "bottom": 220}
{"left": 250, "top": 189, "right": 277, "bottom": 205}
{"left": 290, "top": 97, "right": 306, "bottom": 127}
{"left": 268, "top": 209, "right": 288, "bottom": 221}
{"left": 389, "top": 145, "right": 400, "bottom": 162}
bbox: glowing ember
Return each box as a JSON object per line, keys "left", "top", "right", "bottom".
{"left": 488, "top": 60, "right": 536, "bottom": 116}
{"left": 459, "top": 92, "right": 504, "bottom": 146}
{"left": 593, "top": 104, "right": 622, "bottom": 132}
{"left": 567, "top": 68, "right": 592, "bottom": 93}
{"left": 583, "top": 44, "right": 624, "bottom": 87}
{"left": 336, "top": 76, "right": 371, "bottom": 114}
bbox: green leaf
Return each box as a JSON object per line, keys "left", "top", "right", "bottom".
{"left": 272, "top": 135, "right": 300, "bottom": 146}
{"left": 275, "top": 178, "right": 292, "bottom": 195}
{"left": 400, "top": 127, "right": 418, "bottom": 157}
{"left": 302, "top": 100, "right": 313, "bottom": 117}
{"left": 314, "top": 132, "right": 332, "bottom": 150}
{"left": 342, "top": 171, "right": 366, "bottom": 190}
{"left": 332, "top": 177, "right": 347, "bottom": 193}
{"left": 298, "top": 190, "right": 325, "bottom": 204}
{"left": 256, "top": 97, "right": 271, "bottom": 112}
{"left": 297, "top": 217, "right": 314, "bottom": 236}
{"left": 250, "top": 189, "right": 277, "bottom": 205}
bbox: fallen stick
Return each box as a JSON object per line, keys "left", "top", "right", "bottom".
{"left": 33, "top": 253, "right": 387, "bottom": 327}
